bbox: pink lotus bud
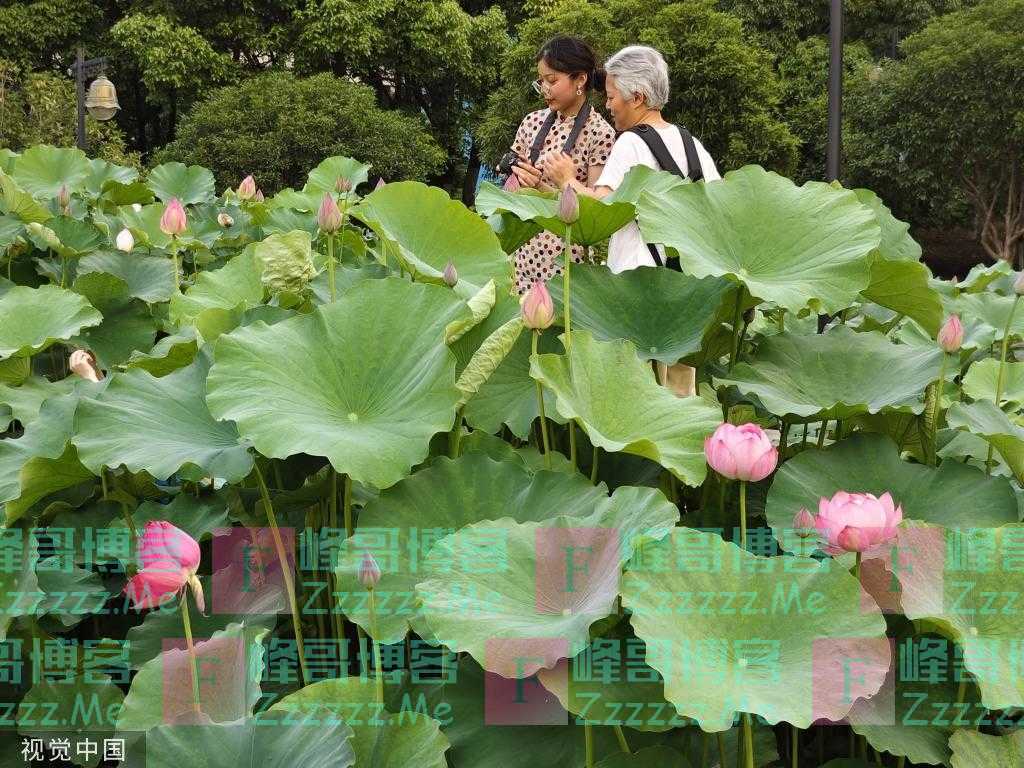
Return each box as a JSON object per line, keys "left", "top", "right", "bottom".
{"left": 335, "top": 177, "right": 353, "bottom": 194}
{"left": 937, "top": 314, "right": 963, "bottom": 353}
{"left": 116, "top": 228, "right": 134, "bottom": 253}
{"left": 237, "top": 175, "right": 257, "bottom": 200}
{"left": 520, "top": 280, "right": 555, "bottom": 330}
{"left": 443, "top": 260, "right": 458, "bottom": 287}
{"left": 793, "top": 508, "right": 816, "bottom": 539}
{"left": 217, "top": 213, "right": 234, "bottom": 228}
{"left": 1014, "top": 272, "right": 1024, "bottom": 296}
{"left": 703, "top": 422, "right": 779, "bottom": 482}
{"left": 69, "top": 349, "right": 103, "bottom": 382}
{"left": 503, "top": 174, "right": 521, "bottom": 192}
{"left": 159, "top": 198, "right": 187, "bottom": 236}
{"left": 124, "top": 520, "right": 203, "bottom": 610}
{"left": 254, "top": 189, "right": 265, "bottom": 203}
{"left": 558, "top": 184, "right": 579, "bottom": 224}
{"left": 359, "top": 551, "right": 381, "bottom": 589}
{"left": 57, "top": 184, "right": 70, "bottom": 211}
{"left": 814, "top": 490, "right": 903, "bottom": 555}
{"left": 374, "top": 177, "right": 386, "bottom": 191}
{"left": 318, "top": 193, "right": 343, "bottom": 233}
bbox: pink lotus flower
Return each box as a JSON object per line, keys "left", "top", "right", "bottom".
{"left": 814, "top": 490, "right": 903, "bottom": 555}
{"left": 253, "top": 189, "right": 265, "bottom": 203}
{"left": 558, "top": 184, "right": 579, "bottom": 224}
{"left": 374, "top": 177, "right": 386, "bottom": 191}
{"left": 57, "top": 184, "right": 70, "bottom": 212}
{"left": 159, "top": 198, "right": 187, "bottom": 236}
{"left": 318, "top": 192, "right": 342, "bottom": 233}
{"left": 937, "top": 314, "right": 963, "bottom": 353}
{"left": 703, "top": 422, "right": 778, "bottom": 482}
{"left": 125, "top": 521, "right": 205, "bottom": 611}
{"left": 335, "top": 177, "right": 353, "bottom": 193}
{"left": 442, "top": 260, "right": 458, "bottom": 287}
{"left": 793, "top": 507, "right": 816, "bottom": 539}
{"left": 237, "top": 175, "right": 257, "bottom": 200}
{"left": 521, "top": 280, "right": 555, "bottom": 330}
{"left": 503, "top": 173, "right": 521, "bottom": 192}
{"left": 359, "top": 551, "right": 381, "bottom": 589}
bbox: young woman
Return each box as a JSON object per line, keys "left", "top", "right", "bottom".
{"left": 506, "top": 35, "right": 616, "bottom": 295}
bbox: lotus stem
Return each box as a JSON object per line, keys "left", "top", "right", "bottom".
{"left": 730, "top": 287, "right": 744, "bottom": 370}
{"left": 928, "top": 352, "right": 948, "bottom": 466}
{"left": 343, "top": 472, "right": 353, "bottom": 538}
{"left": 955, "top": 675, "right": 967, "bottom": 705}
{"left": 100, "top": 467, "right": 108, "bottom": 500}
{"left": 779, "top": 420, "right": 790, "bottom": 459}
{"left": 584, "top": 722, "right": 594, "bottom": 768}
{"left": 60, "top": 253, "right": 67, "bottom": 288}
{"left": 326, "top": 233, "right": 336, "bottom": 302}
{"left": 450, "top": 406, "right": 465, "bottom": 458}
{"left": 701, "top": 732, "right": 709, "bottom": 766}
{"left": 569, "top": 421, "right": 577, "bottom": 468}
{"left": 739, "top": 480, "right": 748, "bottom": 551}
{"left": 854, "top": 551, "right": 862, "bottom": 582}
{"left": 717, "top": 732, "right": 727, "bottom": 768}
{"left": 896, "top": 756, "right": 905, "bottom": 768}
{"left": 590, "top": 446, "right": 599, "bottom": 484}
{"left": 562, "top": 225, "right": 574, "bottom": 364}
{"left": 253, "top": 461, "right": 308, "bottom": 685}
{"left": 180, "top": 591, "right": 201, "bottom": 714}
{"left": 986, "top": 295, "right": 1020, "bottom": 473}
{"left": 817, "top": 419, "right": 828, "bottom": 448}
{"left": 170, "top": 238, "right": 180, "bottom": 293}
{"left": 791, "top": 724, "right": 798, "bottom": 768}
{"left": 743, "top": 713, "right": 755, "bottom": 768}
{"left": 532, "top": 331, "right": 552, "bottom": 469}
{"left": 613, "top": 724, "right": 629, "bottom": 754}
{"left": 368, "top": 586, "right": 384, "bottom": 705}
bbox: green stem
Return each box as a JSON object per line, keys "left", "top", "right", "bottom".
{"left": 955, "top": 675, "right": 967, "bottom": 705}
{"left": 729, "top": 286, "right": 744, "bottom": 370}
{"left": 817, "top": 419, "right": 828, "bottom": 448}
{"left": 562, "top": 225, "right": 574, "bottom": 363}
{"left": 100, "top": 467, "right": 108, "bottom": 500}
{"left": 986, "top": 295, "right": 1020, "bottom": 473}
{"left": 327, "top": 233, "right": 336, "bottom": 302}
{"left": 532, "top": 331, "right": 552, "bottom": 469}
{"left": 368, "top": 587, "right": 384, "bottom": 705}
{"left": 253, "top": 461, "right": 308, "bottom": 685}
{"left": 742, "top": 713, "right": 755, "bottom": 768}
{"left": 791, "top": 724, "right": 798, "bottom": 768}
{"left": 739, "top": 480, "right": 748, "bottom": 551}
{"left": 590, "top": 446, "right": 599, "bottom": 484}
{"left": 569, "top": 421, "right": 577, "bottom": 468}
{"left": 929, "top": 353, "right": 948, "bottom": 467}
{"left": 612, "top": 724, "right": 630, "bottom": 754}
{"left": 584, "top": 722, "right": 594, "bottom": 768}
{"left": 779, "top": 420, "right": 790, "bottom": 460}
{"left": 716, "top": 733, "right": 727, "bottom": 768}
{"left": 855, "top": 551, "right": 862, "bottom": 581}
{"left": 896, "top": 757, "right": 905, "bottom": 768}
{"left": 171, "top": 239, "right": 180, "bottom": 293}
{"left": 450, "top": 406, "right": 465, "bottom": 458}
{"left": 60, "top": 253, "right": 67, "bottom": 288}
{"left": 343, "top": 472, "right": 353, "bottom": 538}
{"left": 180, "top": 592, "right": 202, "bottom": 713}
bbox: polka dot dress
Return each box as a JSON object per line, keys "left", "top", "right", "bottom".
{"left": 510, "top": 106, "right": 616, "bottom": 295}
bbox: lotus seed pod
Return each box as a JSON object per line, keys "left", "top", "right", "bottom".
{"left": 217, "top": 212, "right": 234, "bottom": 228}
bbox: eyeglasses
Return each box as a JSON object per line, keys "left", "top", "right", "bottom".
{"left": 531, "top": 78, "right": 550, "bottom": 96}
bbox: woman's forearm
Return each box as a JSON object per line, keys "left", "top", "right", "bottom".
{"left": 560, "top": 176, "right": 611, "bottom": 200}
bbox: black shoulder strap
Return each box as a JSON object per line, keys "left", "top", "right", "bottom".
{"left": 678, "top": 126, "right": 704, "bottom": 182}
{"left": 528, "top": 103, "right": 593, "bottom": 165}
{"left": 627, "top": 124, "right": 684, "bottom": 177}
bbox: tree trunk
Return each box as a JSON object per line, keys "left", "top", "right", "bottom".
{"left": 462, "top": 137, "right": 481, "bottom": 207}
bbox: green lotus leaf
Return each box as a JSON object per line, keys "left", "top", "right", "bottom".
{"left": 353, "top": 181, "right": 511, "bottom": 297}
{"left": 456, "top": 315, "right": 523, "bottom": 407}
{"left": 78, "top": 250, "right": 176, "bottom": 303}
{"left": 269, "top": 677, "right": 449, "bottom": 768}
{"left": 0, "top": 535, "right": 38, "bottom": 639}
{"left": 0, "top": 357, "right": 30, "bottom": 387}
{"left": 334, "top": 451, "right": 608, "bottom": 642}
{"left": 71, "top": 272, "right": 158, "bottom": 368}
{"left": 622, "top": 527, "right": 889, "bottom": 731}
{"left": 125, "top": 328, "right": 200, "bottom": 376}
{"left": 416, "top": 487, "right": 678, "bottom": 677}
{"left": 852, "top": 188, "right": 921, "bottom": 263}
{"left": 945, "top": 400, "right": 1024, "bottom": 483}
{"left": 0, "top": 169, "right": 51, "bottom": 223}
{"left": 146, "top": 161, "right": 216, "bottom": 205}
{"left": 0, "top": 148, "right": 17, "bottom": 172}
{"left": 445, "top": 279, "right": 496, "bottom": 344}
{"left": 304, "top": 155, "right": 371, "bottom": 195}
{"left": 34, "top": 556, "right": 110, "bottom": 628}
{"left": 961, "top": 359, "right": 1024, "bottom": 408}
{"left": 958, "top": 261, "right": 1012, "bottom": 293}
{"left": 253, "top": 230, "right": 316, "bottom": 294}
{"left": 72, "top": 357, "right": 253, "bottom": 483}
{"left": 486, "top": 210, "right": 541, "bottom": 254}
{"left": 0, "top": 376, "right": 76, "bottom": 429}
{"left": 605, "top": 165, "right": 689, "bottom": 206}
{"left": 0, "top": 284, "right": 102, "bottom": 359}
{"left": 207, "top": 277, "right": 468, "bottom": 488}
{"left": 636, "top": 165, "right": 880, "bottom": 314}
{"left": 475, "top": 181, "right": 637, "bottom": 246}
{"left": 116, "top": 202, "right": 177, "bottom": 249}
{"left": 0, "top": 214, "right": 22, "bottom": 249}
{"left": 17, "top": 673, "right": 124, "bottom": 760}
{"left": 143, "top": 712, "right": 354, "bottom": 768}
{"left": 765, "top": 433, "right": 1018, "bottom": 549}
{"left": 260, "top": 204, "right": 318, "bottom": 236}
{"left": 714, "top": 326, "right": 945, "bottom": 421}
{"left": 949, "top": 729, "right": 1023, "bottom": 768}
{"left": 530, "top": 329, "right": 722, "bottom": 485}
{"left": 169, "top": 247, "right": 264, "bottom": 329}
{"left": 99, "top": 180, "right": 156, "bottom": 207}
{"left": 950, "top": 292, "right": 1024, "bottom": 345}
{"left": 10, "top": 145, "right": 90, "bottom": 198}
{"left": 889, "top": 522, "right": 1024, "bottom": 710}
{"left": 861, "top": 258, "right": 943, "bottom": 337}
{"left": 85, "top": 157, "right": 139, "bottom": 196}
{"left": 549, "top": 264, "right": 736, "bottom": 365}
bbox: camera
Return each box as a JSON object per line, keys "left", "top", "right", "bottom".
{"left": 497, "top": 150, "right": 522, "bottom": 177}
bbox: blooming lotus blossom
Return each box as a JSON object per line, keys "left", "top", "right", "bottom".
{"left": 813, "top": 490, "right": 903, "bottom": 555}
{"left": 115, "top": 228, "right": 134, "bottom": 252}
{"left": 159, "top": 198, "right": 187, "bottom": 236}
{"left": 359, "top": 551, "right": 381, "bottom": 589}
{"left": 937, "top": 314, "right": 963, "bottom": 353}
{"left": 558, "top": 184, "right": 579, "bottom": 224}
{"left": 521, "top": 280, "right": 555, "bottom": 329}
{"left": 237, "top": 175, "right": 257, "bottom": 200}
{"left": 703, "top": 422, "right": 778, "bottom": 482}
{"left": 318, "top": 193, "right": 342, "bottom": 233}
{"left": 124, "top": 521, "right": 205, "bottom": 612}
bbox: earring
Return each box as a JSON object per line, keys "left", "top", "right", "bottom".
{"left": 576, "top": 88, "right": 583, "bottom": 96}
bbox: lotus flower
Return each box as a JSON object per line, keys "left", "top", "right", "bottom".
{"left": 813, "top": 490, "right": 903, "bottom": 555}
{"left": 237, "top": 175, "right": 257, "bottom": 200}
{"left": 335, "top": 177, "right": 353, "bottom": 194}
{"left": 937, "top": 314, "right": 963, "bottom": 353}
{"left": 217, "top": 212, "right": 234, "bottom": 228}
{"left": 124, "top": 521, "right": 205, "bottom": 612}
{"left": 703, "top": 422, "right": 778, "bottom": 482}
{"left": 359, "top": 551, "right": 381, "bottom": 589}
{"left": 131, "top": 203, "right": 143, "bottom": 212}
{"left": 442, "top": 260, "right": 458, "bottom": 287}
{"left": 521, "top": 280, "right": 555, "bottom": 329}
{"left": 159, "top": 198, "right": 187, "bottom": 236}
{"left": 115, "top": 228, "right": 134, "bottom": 253}
{"left": 318, "top": 193, "right": 342, "bottom": 233}
{"left": 69, "top": 349, "right": 102, "bottom": 382}
{"left": 503, "top": 173, "right": 521, "bottom": 192}
{"left": 57, "top": 184, "right": 70, "bottom": 212}
{"left": 558, "top": 184, "right": 579, "bottom": 224}
{"left": 792, "top": 507, "right": 816, "bottom": 539}
{"left": 254, "top": 189, "right": 265, "bottom": 203}
{"left": 374, "top": 177, "right": 386, "bottom": 191}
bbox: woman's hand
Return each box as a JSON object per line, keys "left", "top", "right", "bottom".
{"left": 545, "top": 152, "right": 577, "bottom": 190}
{"left": 511, "top": 158, "right": 543, "bottom": 189}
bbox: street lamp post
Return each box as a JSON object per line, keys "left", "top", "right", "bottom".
{"left": 73, "top": 45, "right": 120, "bottom": 151}
{"left": 826, "top": 0, "right": 844, "bottom": 183}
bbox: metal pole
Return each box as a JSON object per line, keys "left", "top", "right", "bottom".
{"left": 826, "top": 0, "right": 844, "bottom": 182}
{"left": 75, "top": 45, "right": 86, "bottom": 150}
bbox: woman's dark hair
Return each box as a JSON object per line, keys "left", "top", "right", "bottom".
{"left": 535, "top": 35, "right": 606, "bottom": 91}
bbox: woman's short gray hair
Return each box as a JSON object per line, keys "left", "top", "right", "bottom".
{"left": 604, "top": 45, "right": 670, "bottom": 110}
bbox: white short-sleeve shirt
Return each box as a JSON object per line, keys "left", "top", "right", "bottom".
{"left": 596, "top": 124, "right": 721, "bottom": 273}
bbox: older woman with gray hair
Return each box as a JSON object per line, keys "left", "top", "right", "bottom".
{"left": 546, "top": 44, "right": 721, "bottom": 397}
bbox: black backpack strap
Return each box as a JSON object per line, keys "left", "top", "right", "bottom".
{"left": 528, "top": 103, "right": 593, "bottom": 166}
{"left": 678, "top": 126, "right": 704, "bottom": 182}
{"left": 528, "top": 110, "right": 559, "bottom": 166}
{"left": 561, "top": 103, "right": 591, "bottom": 155}
{"left": 627, "top": 124, "right": 684, "bottom": 178}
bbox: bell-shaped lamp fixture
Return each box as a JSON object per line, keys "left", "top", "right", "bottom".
{"left": 85, "top": 74, "right": 120, "bottom": 121}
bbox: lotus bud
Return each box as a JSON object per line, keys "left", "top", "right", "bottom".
{"left": 558, "top": 184, "right": 579, "bottom": 225}
{"left": 57, "top": 184, "right": 70, "bottom": 212}
{"left": 318, "top": 192, "right": 343, "bottom": 233}
{"left": 937, "top": 314, "right": 963, "bottom": 354}
{"left": 159, "top": 198, "right": 187, "bottom": 236}
{"left": 254, "top": 189, "right": 265, "bottom": 203}
{"left": 335, "top": 177, "right": 353, "bottom": 194}
{"left": 792, "top": 508, "right": 816, "bottom": 539}
{"left": 503, "top": 173, "right": 521, "bottom": 192}
{"left": 359, "top": 551, "right": 381, "bottom": 589}
{"left": 442, "top": 260, "right": 458, "bottom": 287}
{"left": 131, "top": 203, "right": 142, "bottom": 212}
{"left": 237, "top": 175, "right": 257, "bottom": 200}
{"left": 374, "top": 177, "right": 386, "bottom": 191}
{"left": 217, "top": 212, "right": 234, "bottom": 228}
{"left": 837, "top": 526, "right": 869, "bottom": 553}
{"left": 115, "top": 228, "right": 134, "bottom": 253}
{"left": 520, "top": 280, "right": 555, "bottom": 330}
{"left": 1014, "top": 272, "right": 1024, "bottom": 296}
